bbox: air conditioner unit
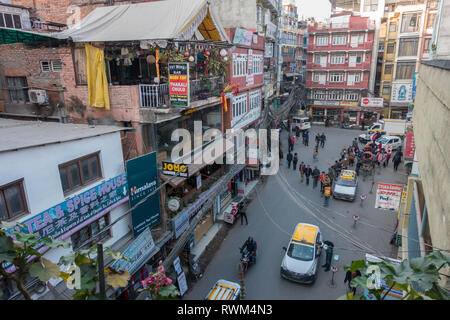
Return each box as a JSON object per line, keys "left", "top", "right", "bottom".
{"left": 28, "top": 89, "right": 48, "bottom": 104}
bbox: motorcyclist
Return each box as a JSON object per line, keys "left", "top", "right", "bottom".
{"left": 240, "top": 236, "right": 257, "bottom": 264}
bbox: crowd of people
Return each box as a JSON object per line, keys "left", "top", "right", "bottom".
{"left": 279, "top": 128, "right": 405, "bottom": 206}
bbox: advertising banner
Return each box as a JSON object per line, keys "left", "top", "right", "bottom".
{"left": 404, "top": 131, "right": 416, "bottom": 161}
{"left": 169, "top": 63, "right": 190, "bottom": 107}
{"left": 126, "top": 152, "right": 161, "bottom": 237}
{"left": 266, "top": 21, "right": 276, "bottom": 40}
{"left": 162, "top": 161, "right": 189, "bottom": 178}
{"left": 391, "top": 81, "right": 413, "bottom": 104}
{"left": 375, "top": 183, "right": 403, "bottom": 211}
{"left": 110, "top": 227, "right": 155, "bottom": 275}
{"left": 360, "top": 97, "right": 384, "bottom": 108}
{"left": 233, "top": 28, "right": 253, "bottom": 46}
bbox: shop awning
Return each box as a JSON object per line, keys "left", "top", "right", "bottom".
{"left": 160, "top": 138, "right": 234, "bottom": 188}
{"left": 53, "top": 0, "right": 230, "bottom": 43}
{"left": 0, "top": 27, "right": 65, "bottom": 45}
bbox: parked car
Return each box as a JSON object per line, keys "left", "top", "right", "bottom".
{"left": 333, "top": 170, "right": 358, "bottom": 201}
{"left": 376, "top": 135, "right": 402, "bottom": 151}
{"left": 280, "top": 223, "right": 322, "bottom": 284}
{"left": 359, "top": 130, "right": 387, "bottom": 144}
{"left": 205, "top": 279, "right": 241, "bottom": 300}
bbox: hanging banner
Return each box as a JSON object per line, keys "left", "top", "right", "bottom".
{"left": 404, "top": 131, "right": 416, "bottom": 161}
{"left": 169, "top": 62, "right": 190, "bottom": 107}
{"left": 110, "top": 227, "right": 156, "bottom": 275}
{"left": 375, "top": 183, "right": 403, "bottom": 211}
{"left": 233, "top": 28, "right": 253, "bottom": 46}
{"left": 126, "top": 152, "right": 161, "bottom": 237}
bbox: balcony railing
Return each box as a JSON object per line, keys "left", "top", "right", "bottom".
{"left": 308, "top": 41, "right": 374, "bottom": 52}
{"left": 308, "top": 21, "right": 376, "bottom": 33}
{"left": 306, "top": 80, "right": 370, "bottom": 89}
{"left": 306, "top": 61, "right": 371, "bottom": 70}
{"left": 139, "top": 77, "right": 224, "bottom": 108}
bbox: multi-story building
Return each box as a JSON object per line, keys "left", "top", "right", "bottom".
{"left": 297, "top": 20, "right": 308, "bottom": 83}
{"left": 306, "top": 12, "right": 380, "bottom": 125}
{"left": 281, "top": 0, "right": 300, "bottom": 75}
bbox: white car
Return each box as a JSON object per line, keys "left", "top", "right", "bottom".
{"left": 376, "top": 135, "right": 402, "bottom": 151}
{"left": 280, "top": 223, "right": 322, "bottom": 284}
{"left": 333, "top": 170, "right": 358, "bottom": 201}
{"left": 359, "top": 131, "right": 387, "bottom": 144}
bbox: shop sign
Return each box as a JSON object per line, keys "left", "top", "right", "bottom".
{"left": 233, "top": 28, "right": 253, "bottom": 46}
{"left": 266, "top": 21, "right": 276, "bottom": 40}
{"left": 404, "top": 131, "right": 415, "bottom": 161}
{"left": 173, "top": 210, "right": 190, "bottom": 239}
{"left": 375, "top": 183, "right": 403, "bottom": 211}
{"left": 265, "top": 42, "right": 274, "bottom": 58}
{"left": 2, "top": 174, "right": 129, "bottom": 272}
{"left": 162, "top": 161, "right": 189, "bottom": 178}
{"left": 246, "top": 49, "right": 254, "bottom": 86}
{"left": 169, "top": 63, "right": 190, "bottom": 107}
{"left": 314, "top": 100, "right": 340, "bottom": 106}
{"left": 412, "top": 72, "right": 419, "bottom": 100}
{"left": 110, "top": 227, "right": 156, "bottom": 275}
{"left": 126, "top": 152, "right": 161, "bottom": 237}
{"left": 231, "top": 106, "right": 261, "bottom": 132}
{"left": 391, "top": 81, "right": 413, "bottom": 104}
{"left": 340, "top": 101, "right": 359, "bottom": 107}
{"left": 360, "top": 97, "right": 384, "bottom": 108}
{"left": 173, "top": 256, "right": 183, "bottom": 275}
{"left": 177, "top": 271, "right": 188, "bottom": 296}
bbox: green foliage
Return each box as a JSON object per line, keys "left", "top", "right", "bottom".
{"left": 156, "top": 284, "right": 179, "bottom": 300}
{"left": 342, "top": 252, "right": 450, "bottom": 300}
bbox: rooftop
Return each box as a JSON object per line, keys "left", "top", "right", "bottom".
{"left": 0, "top": 119, "right": 128, "bottom": 153}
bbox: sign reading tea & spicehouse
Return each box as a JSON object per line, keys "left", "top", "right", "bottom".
{"left": 169, "top": 63, "right": 190, "bottom": 107}
{"left": 162, "top": 161, "right": 189, "bottom": 178}
{"left": 126, "top": 152, "right": 161, "bottom": 237}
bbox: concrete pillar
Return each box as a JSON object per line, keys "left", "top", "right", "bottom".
{"left": 356, "top": 111, "right": 361, "bottom": 125}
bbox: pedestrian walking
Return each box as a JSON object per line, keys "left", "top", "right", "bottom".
{"left": 279, "top": 148, "right": 284, "bottom": 167}
{"left": 382, "top": 151, "right": 388, "bottom": 168}
{"left": 288, "top": 135, "right": 293, "bottom": 153}
{"left": 376, "top": 151, "right": 383, "bottom": 167}
{"left": 305, "top": 130, "right": 309, "bottom": 146}
{"left": 299, "top": 162, "right": 306, "bottom": 183}
{"left": 321, "top": 240, "right": 334, "bottom": 272}
{"left": 361, "top": 119, "right": 365, "bottom": 131}
{"left": 293, "top": 153, "right": 299, "bottom": 170}
{"left": 312, "top": 166, "right": 321, "bottom": 189}
{"left": 315, "top": 133, "right": 320, "bottom": 147}
{"left": 320, "top": 133, "right": 326, "bottom": 148}
{"left": 344, "top": 266, "right": 362, "bottom": 295}
{"left": 305, "top": 165, "right": 312, "bottom": 185}
{"left": 239, "top": 203, "right": 248, "bottom": 225}
{"left": 287, "top": 152, "right": 293, "bottom": 169}
{"left": 386, "top": 150, "right": 392, "bottom": 167}
{"left": 313, "top": 146, "right": 319, "bottom": 162}
{"left": 319, "top": 171, "right": 325, "bottom": 194}
{"left": 323, "top": 185, "right": 332, "bottom": 207}
{"left": 302, "top": 130, "right": 306, "bottom": 146}
{"left": 393, "top": 150, "right": 403, "bottom": 171}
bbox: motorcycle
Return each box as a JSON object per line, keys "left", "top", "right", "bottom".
{"left": 341, "top": 122, "right": 356, "bottom": 129}
{"left": 239, "top": 245, "right": 257, "bottom": 277}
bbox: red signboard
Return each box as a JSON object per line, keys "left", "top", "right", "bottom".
{"left": 169, "top": 63, "right": 190, "bottom": 107}
{"left": 405, "top": 131, "right": 415, "bottom": 160}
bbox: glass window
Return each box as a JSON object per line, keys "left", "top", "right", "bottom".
{"left": 0, "top": 14, "right": 4, "bottom": 28}
{"left": 332, "top": 35, "right": 346, "bottom": 45}
{"left": 396, "top": 62, "right": 416, "bottom": 79}
{"left": 337, "top": 177, "right": 356, "bottom": 187}
{"left": 287, "top": 243, "right": 314, "bottom": 261}
{"left": 71, "top": 214, "right": 110, "bottom": 250}
{"left": 59, "top": 152, "right": 102, "bottom": 194}
{"left": 398, "top": 38, "right": 419, "bottom": 57}
{"left": 4, "top": 14, "right": 13, "bottom": 28}
{"left": 12, "top": 15, "right": 21, "bottom": 29}
{"left": 389, "top": 22, "right": 397, "bottom": 32}
{"left": 6, "top": 77, "right": 29, "bottom": 103}
{"left": 0, "top": 180, "right": 28, "bottom": 220}
{"left": 382, "top": 85, "right": 391, "bottom": 95}
{"left": 423, "top": 38, "right": 431, "bottom": 53}
{"left": 387, "top": 42, "right": 395, "bottom": 54}
{"left": 364, "top": 0, "right": 378, "bottom": 12}
{"left": 401, "top": 13, "right": 422, "bottom": 33}
{"left": 384, "top": 64, "right": 393, "bottom": 75}
{"left": 426, "top": 12, "right": 436, "bottom": 29}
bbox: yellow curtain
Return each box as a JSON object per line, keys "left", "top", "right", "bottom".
{"left": 156, "top": 48, "right": 160, "bottom": 82}
{"left": 85, "top": 43, "right": 110, "bottom": 110}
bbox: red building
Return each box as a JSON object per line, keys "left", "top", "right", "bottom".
{"left": 306, "top": 12, "right": 380, "bottom": 125}
{"left": 222, "top": 28, "right": 264, "bottom": 133}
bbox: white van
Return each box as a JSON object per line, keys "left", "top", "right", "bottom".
{"left": 291, "top": 116, "right": 311, "bottom": 131}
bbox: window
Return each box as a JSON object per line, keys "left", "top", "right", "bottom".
{"left": 396, "top": 62, "right": 416, "bottom": 80}
{"left": 252, "top": 55, "right": 263, "bottom": 75}
{"left": 384, "top": 64, "right": 393, "bottom": 75}
{"left": 401, "top": 13, "right": 422, "bottom": 33}
{"left": 59, "top": 152, "right": 102, "bottom": 194}
{"left": 71, "top": 214, "right": 111, "bottom": 249}
{"left": 249, "top": 90, "right": 261, "bottom": 110}
{"left": 329, "top": 91, "right": 342, "bottom": 100}
{"left": 6, "top": 77, "right": 29, "bottom": 103}
{"left": 0, "top": 179, "right": 28, "bottom": 220}
{"left": 346, "top": 92, "right": 359, "bottom": 101}
{"left": 40, "top": 60, "right": 63, "bottom": 73}
{"left": 331, "top": 55, "right": 345, "bottom": 64}
{"left": 314, "top": 91, "right": 325, "bottom": 100}
{"left": 0, "top": 13, "right": 22, "bottom": 29}
{"left": 398, "top": 38, "right": 419, "bottom": 57}
{"left": 233, "top": 54, "right": 248, "bottom": 77}
{"left": 332, "top": 35, "right": 346, "bottom": 45}
{"left": 364, "top": 0, "right": 378, "bottom": 12}
{"left": 382, "top": 85, "right": 391, "bottom": 95}
{"left": 426, "top": 12, "right": 437, "bottom": 30}
{"left": 378, "top": 42, "right": 385, "bottom": 52}
{"left": 387, "top": 42, "right": 395, "bottom": 54}
{"left": 356, "top": 55, "right": 362, "bottom": 64}
{"left": 316, "top": 36, "right": 328, "bottom": 46}
{"left": 389, "top": 22, "right": 397, "bottom": 32}
{"left": 313, "top": 73, "right": 320, "bottom": 82}
{"left": 354, "top": 73, "right": 361, "bottom": 82}
{"left": 232, "top": 94, "right": 247, "bottom": 119}
{"left": 423, "top": 38, "right": 431, "bottom": 53}
{"left": 330, "top": 73, "right": 343, "bottom": 82}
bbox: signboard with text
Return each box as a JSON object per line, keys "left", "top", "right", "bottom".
{"left": 169, "top": 63, "right": 190, "bottom": 107}
{"left": 375, "top": 183, "right": 403, "bottom": 211}
{"left": 126, "top": 152, "right": 161, "bottom": 237}
{"left": 233, "top": 28, "right": 253, "bottom": 46}
{"left": 360, "top": 97, "right": 384, "bottom": 108}
{"left": 404, "top": 131, "right": 416, "bottom": 161}
{"left": 162, "top": 161, "right": 189, "bottom": 178}
{"left": 391, "top": 81, "right": 413, "bottom": 104}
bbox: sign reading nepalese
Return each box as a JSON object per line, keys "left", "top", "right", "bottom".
{"left": 375, "top": 183, "right": 403, "bottom": 211}
{"left": 6, "top": 174, "right": 128, "bottom": 249}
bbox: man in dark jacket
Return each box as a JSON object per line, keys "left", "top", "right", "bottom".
{"left": 393, "top": 150, "right": 403, "bottom": 171}
{"left": 293, "top": 153, "right": 299, "bottom": 170}
{"left": 299, "top": 162, "right": 306, "bottom": 182}
{"left": 287, "top": 152, "right": 293, "bottom": 169}
{"left": 305, "top": 165, "right": 312, "bottom": 185}
{"left": 344, "top": 265, "right": 362, "bottom": 295}
{"left": 320, "top": 133, "right": 326, "bottom": 148}
{"left": 321, "top": 240, "right": 334, "bottom": 272}
{"left": 312, "top": 166, "right": 321, "bottom": 189}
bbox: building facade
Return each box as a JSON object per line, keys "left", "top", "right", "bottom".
{"left": 306, "top": 12, "right": 379, "bottom": 125}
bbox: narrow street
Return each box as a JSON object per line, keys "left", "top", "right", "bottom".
{"left": 185, "top": 125, "right": 406, "bottom": 300}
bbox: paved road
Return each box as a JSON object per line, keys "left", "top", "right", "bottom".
{"left": 185, "top": 126, "right": 407, "bottom": 300}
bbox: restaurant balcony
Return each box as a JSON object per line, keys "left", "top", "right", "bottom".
{"left": 306, "top": 79, "right": 369, "bottom": 89}
{"left": 308, "top": 41, "right": 374, "bottom": 52}
{"left": 306, "top": 61, "right": 371, "bottom": 70}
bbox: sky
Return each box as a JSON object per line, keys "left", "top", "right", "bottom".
{"left": 295, "top": 0, "right": 332, "bottom": 21}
